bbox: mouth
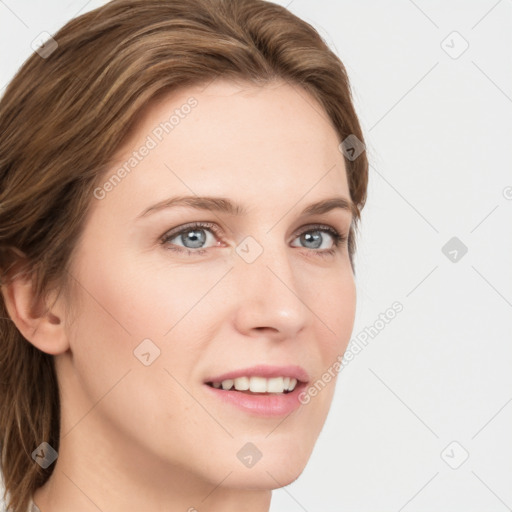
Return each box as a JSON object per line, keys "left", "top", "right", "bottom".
{"left": 202, "top": 374, "right": 309, "bottom": 417}
{"left": 203, "top": 364, "right": 309, "bottom": 390}
{"left": 205, "top": 376, "right": 300, "bottom": 395}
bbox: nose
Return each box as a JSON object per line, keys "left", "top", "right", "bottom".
{"left": 231, "top": 237, "right": 310, "bottom": 341}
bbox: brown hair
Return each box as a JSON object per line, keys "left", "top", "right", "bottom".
{"left": 0, "top": 0, "right": 368, "bottom": 509}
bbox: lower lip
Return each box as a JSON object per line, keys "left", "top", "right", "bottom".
{"left": 203, "top": 382, "right": 307, "bottom": 417}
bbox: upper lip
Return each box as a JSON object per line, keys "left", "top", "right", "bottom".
{"left": 204, "top": 364, "right": 310, "bottom": 384}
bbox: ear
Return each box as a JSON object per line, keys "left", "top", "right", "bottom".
{"left": 1, "top": 270, "right": 69, "bottom": 355}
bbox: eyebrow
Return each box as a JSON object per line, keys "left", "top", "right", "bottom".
{"left": 137, "top": 195, "right": 356, "bottom": 219}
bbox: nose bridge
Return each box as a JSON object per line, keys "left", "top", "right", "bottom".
{"left": 231, "top": 230, "right": 309, "bottom": 336}
{"left": 237, "top": 230, "right": 296, "bottom": 289}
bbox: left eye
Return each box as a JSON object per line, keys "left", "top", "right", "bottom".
{"left": 161, "top": 222, "right": 346, "bottom": 255}
{"left": 290, "top": 228, "right": 342, "bottom": 251}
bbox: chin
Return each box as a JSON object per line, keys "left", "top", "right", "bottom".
{"left": 226, "top": 462, "right": 308, "bottom": 491}
{"left": 215, "top": 438, "right": 314, "bottom": 490}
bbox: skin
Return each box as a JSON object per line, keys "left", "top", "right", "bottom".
{"left": 5, "top": 79, "right": 356, "bottom": 512}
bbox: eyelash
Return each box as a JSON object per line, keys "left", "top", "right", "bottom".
{"left": 160, "top": 221, "right": 347, "bottom": 258}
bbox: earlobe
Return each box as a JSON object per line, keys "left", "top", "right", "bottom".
{"left": 1, "top": 273, "right": 69, "bottom": 355}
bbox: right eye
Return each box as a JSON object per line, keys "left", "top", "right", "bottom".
{"left": 160, "top": 221, "right": 223, "bottom": 256}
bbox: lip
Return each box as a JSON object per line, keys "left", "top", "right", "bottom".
{"left": 203, "top": 364, "right": 310, "bottom": 384}
{"left": 202, "top": 364, "right": 310, "bottom": 417}
{"left": 203, "top": 379, "right": 308, "bottom": 417}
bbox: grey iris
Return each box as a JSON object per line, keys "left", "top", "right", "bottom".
{"left": 301, "top": 231, "right": 322, "bottom": 249}
{"left": 181, "top": 229, "right": 206, "bottom": 248}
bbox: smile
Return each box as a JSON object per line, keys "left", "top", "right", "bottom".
{"left": 206, "top": 376, "right": 298, "bottom": 394}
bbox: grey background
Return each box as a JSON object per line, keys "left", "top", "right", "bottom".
{"left": 1, "top": 1, "right": 511, "bottom": 510}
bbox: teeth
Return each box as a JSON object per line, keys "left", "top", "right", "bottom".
{"left": 221, "top": 379, "right": 234, "bottom": 390}
{"left": 233, "top": 376, "right": 250, "bottom": 390}
{"left": 267, "top": 377, "right": 284, "bottom": 393}
{"left": 249, "top": 376, "right": 267, "bottom": 393}
{"left": 211, "top": 376, "right": 298, "bottom": 393}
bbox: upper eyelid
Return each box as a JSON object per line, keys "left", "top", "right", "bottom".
{"left": 162, "top": 221, "right": 221, "bottom": 240}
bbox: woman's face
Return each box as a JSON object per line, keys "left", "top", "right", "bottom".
{"left": 59, "top": 79, "right": 356, "bottom": 495}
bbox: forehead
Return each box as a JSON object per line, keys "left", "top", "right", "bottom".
{"left": 98, "top": 79, "right": 350, "bottom": 215}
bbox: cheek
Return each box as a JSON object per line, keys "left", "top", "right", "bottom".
{"left": 297, "top": 275, "right": 355, "bottom": 438}
{"left": 73, "top": 247, "right": 216, "bottom": 334}
{"left": 315, "top": 267, "right": 356, "bottom": 365}
{"left": 63, "top": 252, "right": 214, "bottom": 432}
{"left": 66, "top": 251, "right": 229, "bottom": 390}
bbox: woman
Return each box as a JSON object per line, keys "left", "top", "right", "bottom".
{"left": 0, "top": 0, "right": 368, "bottom": 510}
